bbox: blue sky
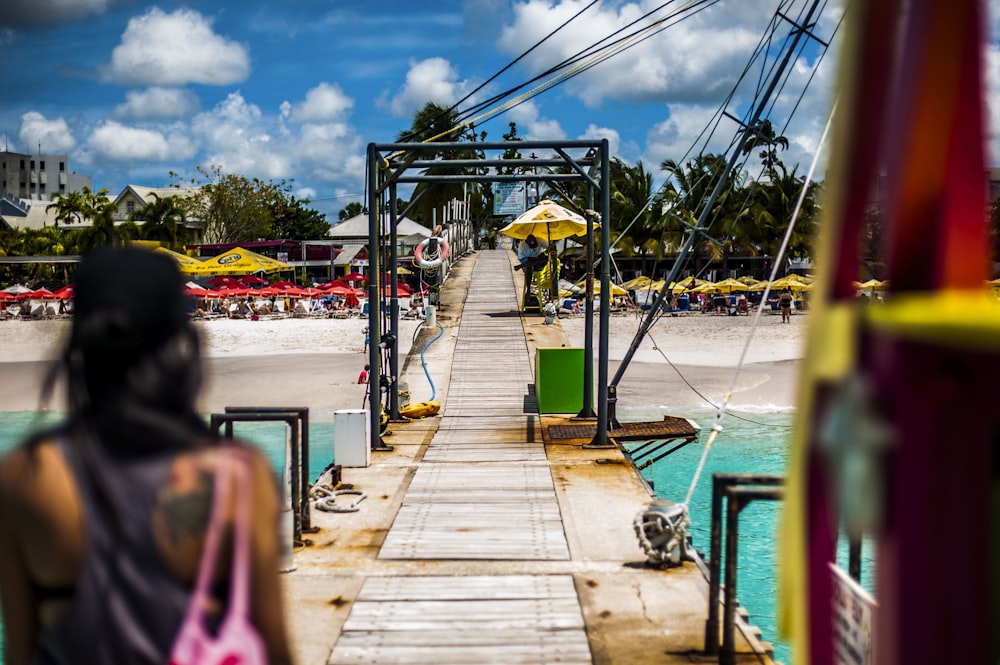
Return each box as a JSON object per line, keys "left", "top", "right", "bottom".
{"left": 1, "top": 1, "right": 997, "bottom": 220}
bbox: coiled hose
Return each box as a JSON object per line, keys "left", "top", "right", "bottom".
{"left": 413, "top": 320, "right": 445, "bottom": 402}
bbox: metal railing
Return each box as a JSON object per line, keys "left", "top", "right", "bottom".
{"left": 703, "top": 473, "right": 785, "bottom": 664}
{"left": 209, "top": 407, "right": 312, "bottom": 539}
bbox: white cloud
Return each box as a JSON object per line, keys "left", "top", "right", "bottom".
{"left": 114, "top": 87, "right": 200, "bottom": 121}
{"left": 497, "top": 1, "right": 801, "bottom": 108}
{"left": 86, "top": 121, "right": 197, "bottom": 162}
{"left": 101, "top": 8, "right": 250, "bottom": 87}
{"left": 18, "top": 112, "right": 76, "bottom": 153}
{"left": 2, "top": 0, "right": 109, "bottom": 28}
{"left": 191, "top": 92, "right": 290, "bottom": 180}
{"left": 288, "top": 83, "right": 354, "bottom": 123}
{"left": 384, "top": 57, "right": 472, "bottom": 117}
{"left": 506, "top": 101, "right": 566, "bottom": 141}
{"left": 578, "top": 124, "right": 622, "bottom": 160}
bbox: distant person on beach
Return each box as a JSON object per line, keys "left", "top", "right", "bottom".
{"left": 0, "top": 247, "right": 293, "bottom": 665}
{"left": 778, "top": 289, "right": 793, "bottom": 323}
{"left": 358, "top": 364, "right": 369, "bottom": 384}
{"left": 514, "top": 234, "right": 548, "bottom": 272}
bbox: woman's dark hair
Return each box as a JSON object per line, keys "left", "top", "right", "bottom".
{"left": 41, "top": 246, "right": 214, "bottom": 457}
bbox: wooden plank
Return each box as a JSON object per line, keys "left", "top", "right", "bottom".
{"left": 357, "top": 574, "right": 578, "bottom": 600}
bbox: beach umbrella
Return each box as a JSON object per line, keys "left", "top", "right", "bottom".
{"left": 0, "top": 291, "right": 15, "bottom": 301}
{"left": 342, "top": 272, "right": 368, "bottom": 282}
{"left": 52, "top": 285, "right": 74, "bottom": 300}
{"left": 239, "top": 274, "right": 268, "bottom": 285}
{"left": 712, "top": 277, "right": 751, "bottom": 293}
{"left": 1, "top": 284, "right": 32, "bottom": 295}
{"left": 623, "top": 276, "right": 654, "bottom": 290}
{"left": 499, "top": 199, "right": 591, "bottom": 242}
{"left": 154, "top": 247, "right": 205, "bottom": 272}
{"left": 20, "top": 288, "right": 56, "bottom": 300}
{"left": 184, "top": 247, "right": 293, "bottom": 277}
{"left": 575, "top": 279, "right": 627, "bottom": 296}
{"left": 271, "top": 280, "right": 299, "bottom": 290}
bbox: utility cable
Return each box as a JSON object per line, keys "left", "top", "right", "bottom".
{"left": 682, "top": 99, "right": 835, "bottom": 508}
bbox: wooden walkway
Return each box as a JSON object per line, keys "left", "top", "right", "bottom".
{"left": 328, "top": 251, "right": 592, "bottom": 664}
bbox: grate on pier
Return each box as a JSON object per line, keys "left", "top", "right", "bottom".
{"left": 547, "top": 415, "right": 699, "bottom": 442}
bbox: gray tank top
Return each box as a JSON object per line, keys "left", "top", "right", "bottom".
{"left": 35, "top": 440, "right": 199, "bottom": 665}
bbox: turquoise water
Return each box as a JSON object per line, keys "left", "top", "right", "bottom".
{"left": 0, "top": 409, "right": 873, "bottom": 664}
{"left": 620, "top": 406, "right": 876, "bottom": 665}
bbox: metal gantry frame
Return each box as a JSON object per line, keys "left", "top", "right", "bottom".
{"left": 365, "top": 139, "right": 614, "bottom": 451}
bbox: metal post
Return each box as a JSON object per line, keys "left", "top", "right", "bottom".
{"left": 848, "top": 532, "right": 862, "bottom": 581}
{"left": 366, "top": 143, "right": 383, "bottom": 452}
{"left": 577, "top": 185, "right": 596, "bottom": 419}
{"left": 388, "top": 183, "right": 401, "bottom": 420}
{"left": 587, "top": 140, "right": 613, "bottom": 448}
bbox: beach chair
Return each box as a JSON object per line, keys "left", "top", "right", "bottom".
{"left": 521, "top": 261, "right": 556, "bottom": 313}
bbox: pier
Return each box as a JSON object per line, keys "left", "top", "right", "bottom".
{"left": 283, "top": 249, "right": 776, "bottom": 664}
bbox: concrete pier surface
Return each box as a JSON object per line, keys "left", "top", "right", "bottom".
{"left": 282, "top": 250, "right": 776, "bottom": 664}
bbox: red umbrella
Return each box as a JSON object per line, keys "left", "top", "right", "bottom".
{"left": 239, "top": 274, "right": 268, "bottom": 285}
{"left": 0, "top": 292, "right": 15, "bottom": 301}
{"left": 271, "top": 280, "right": 299, "bottom": 290}
{"left": 20, "top": 288, "right": 56, "bottom": 300}
{"left": 342, "top": 272, "right": 368, "bottom": 282}
{"left": 206, "top": 275, "right": 242, "bottom": 287}
{"left": 53, "top": 285, "right": 74, "bottom": 300}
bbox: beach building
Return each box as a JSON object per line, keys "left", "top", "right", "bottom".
{"left": 0, "top": 150, "right": 91, "bottom": 203}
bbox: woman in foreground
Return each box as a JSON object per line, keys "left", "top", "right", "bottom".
{"left": 0, "top": 247, "right": 294, "bottom": 664}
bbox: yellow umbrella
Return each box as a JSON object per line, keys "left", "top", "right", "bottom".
{"left": 154, "top": 246, "right": 205, "bottom": 270}
{"left": 623, "top": 276, "right": 653, "bottom": 290}
{"left": 183, "top": 247, "right": 293, "bottom": 276}
{"left": 499, "top": 199, "right": 592, "bottom": 241}
{"left": 712, "top": 277, "right": 751, "bottom": 293}
{"left": 690, "top": 281, "right": 718, "bottom": 294}
{"left": 576, "top": 279, "right": 627, "bottom": 296}
{"left": 751, "top": 275, "right": 810, "bottom": 291}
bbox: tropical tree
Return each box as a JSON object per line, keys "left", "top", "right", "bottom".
{"left": 76, "top": 188, "right": 122, "bottom": 253}
{"left": 742, "top": 162, "right": 821, "bottom": 272}
{"left": 338, "top": 202, "right": 366, "bottom": 220}
{"left": 271, "top": 196, "right": 330, "bottom": 240}
{"left": 659, "top": 153, "right": 746, "bottom": 269}
{"left": 741, "top": 119, "right": 790, "bottom": 172}
{"left": 396, "top": 102, "right": 480, "bottom": 226}
{"left": 130, "top": 192, "right": 187, "bottom": 247}
{"left": 186, "top": 165, "right": 289, "bottom": 244}
{"left": 47, "top": 189, "right": 87, "bottom": 227}
{"left": 608, "top": 159, "right": 665, "bottom": 276}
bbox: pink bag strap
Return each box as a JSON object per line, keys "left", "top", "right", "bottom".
{"left": 183, "top": 449, "right": 253, "bottom": 627}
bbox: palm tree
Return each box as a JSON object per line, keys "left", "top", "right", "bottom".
{"left": 741, "top": 119, "right": 790, "bottom": 173}
{"left": 659, "top": 153, "right": 746, "bottom": 270}
{"left": 130, "top": 192, "right": 187, "bottom": 247}
{"left": 743, "top": 162, "right": 821, "bottom": 272}
{"left": 608, "top": 159, "right": 664, "bottom": 276}
{"left": 77, "top": 188, "right": 121, "bottom": 253}
{"left": 47, "top": 189, "right": 87, "bottom": 227}
{"left": 396, "top": 102, "right": 479, "bottom": 226}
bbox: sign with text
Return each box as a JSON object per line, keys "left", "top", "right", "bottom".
{"left": 493, "top": 182, "right": 526, "bottom": 216}
{"left": 830, "top": 563, "right": 876, "bottom": 665}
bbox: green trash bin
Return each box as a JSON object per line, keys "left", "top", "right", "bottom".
{"left": 534, "top": 347, "right": 590, "bottom": 414}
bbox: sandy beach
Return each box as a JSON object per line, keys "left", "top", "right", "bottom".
{"left": 0, "top": 307, "right": 805, "bottom": 417}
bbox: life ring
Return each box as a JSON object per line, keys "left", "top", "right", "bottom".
{"left": 414, "top": 237, "right": 450, "bottom": 269}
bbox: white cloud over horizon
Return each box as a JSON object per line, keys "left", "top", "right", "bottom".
{"left": 17, "top": 112, "right": 76, "bottom": 154}
{"left": 101, "top": 8, "right": 251, "bottom": 87}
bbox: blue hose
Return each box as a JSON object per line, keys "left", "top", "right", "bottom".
{"left": 415, "top": 321, "right": 445, "bottom": 402}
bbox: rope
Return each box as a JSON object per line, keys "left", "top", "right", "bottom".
{"left": 311, "top": 485, "right": 368, "bottom": 513}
